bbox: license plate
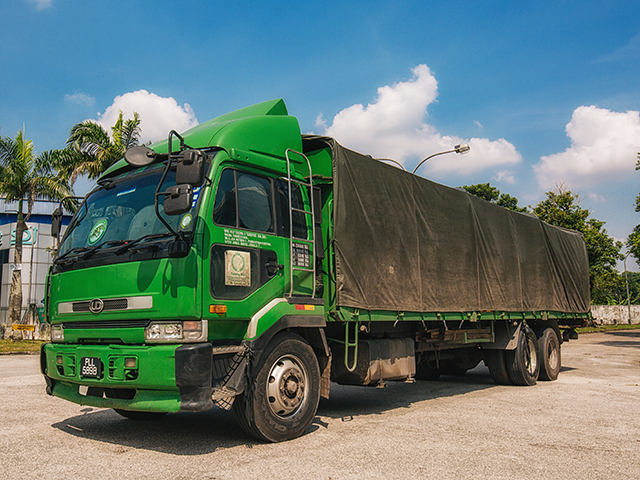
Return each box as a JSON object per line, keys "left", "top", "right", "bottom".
{"left": 80, "top": 357, "right": 103, "bottom": 378}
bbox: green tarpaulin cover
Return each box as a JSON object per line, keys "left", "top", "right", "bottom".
{"left": 304, "top": 136, "right": 591, "bottom": 314}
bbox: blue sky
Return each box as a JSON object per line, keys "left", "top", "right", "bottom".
{"left": 2, "top": 0, "right": 640, "bottom": 265}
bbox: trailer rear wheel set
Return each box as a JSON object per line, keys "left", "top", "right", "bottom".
{"left": 485, "top": 325, "right": 561, "bottom": 386}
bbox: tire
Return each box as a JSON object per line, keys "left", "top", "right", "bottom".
{"left": 113, "top": 409, "right": 167, "bottom": 420}
{"left": 538, "top": 328, "right": 561, "bottom": 381}
{"left": 505, "top": 324, "right": 540, "bottom": 386}
{"left": 233, "top": 332, "right": 320, "bottom": 442}
{"left": 484, "top": 349, "right": 512, "bottom": 385}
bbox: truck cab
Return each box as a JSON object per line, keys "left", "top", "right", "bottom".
{"left": 42, "top": 99, "right": 328, "bottom": 442}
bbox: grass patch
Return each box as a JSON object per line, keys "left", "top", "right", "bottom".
{"left": 0, "top": 339, "right": 46, "bottom": 354}
{"left": 577, "top": 323, "right": 640, "bottom": 334}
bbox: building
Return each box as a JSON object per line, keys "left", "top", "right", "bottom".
{"left": 0, "top": 199, "right": 72, "bottom": 328}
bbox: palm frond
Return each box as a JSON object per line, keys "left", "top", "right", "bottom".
{"left": 67, "top": 120, "right": 110, "bottom": 152}
{"left": 121, "top": 112, "right": 142, "bottom": 150}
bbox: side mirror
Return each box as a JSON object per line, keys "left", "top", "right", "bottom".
{"left": 51, "top": 208, "right": 63, "bottom": 239}
{"left": 162, "top": 185, "right": 193, "bottom": 216}
{"left": 176, "top": 149, "right": 206, "bottom": 187}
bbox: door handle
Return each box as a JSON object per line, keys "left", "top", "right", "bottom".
{"left": 265, "top": 260, "right": 284, "bottom": 276}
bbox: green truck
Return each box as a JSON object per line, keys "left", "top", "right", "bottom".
{"left": 41, "top": 99, "right": 591, "bottom": 442}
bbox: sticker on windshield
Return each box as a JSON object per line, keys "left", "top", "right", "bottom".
{"left": 180, "top": 213, "right": 193, "bottom": 229}
{"left": 117, "top": 187, "right": 136, "bottom": 197}
{"left": 87, "top": 219, "right": 108, "bottom": 245}
{"left": 192, "top": 186, "right": 201, "bottom": 208}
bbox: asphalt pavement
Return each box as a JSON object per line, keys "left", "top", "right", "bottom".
{"left": 1, "top": 331, "right": 639, "bottom": 480}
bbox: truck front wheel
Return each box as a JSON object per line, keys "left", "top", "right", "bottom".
{"left": 234, "top": 332, "right": 321, "bottom": 442}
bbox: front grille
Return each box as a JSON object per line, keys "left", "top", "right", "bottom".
{"left": 73, "top": 298, "right": 129, "bottom": 312}
{"left": 62, "top": 320, "right": 150, "bottom": 329}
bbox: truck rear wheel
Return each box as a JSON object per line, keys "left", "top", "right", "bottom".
{"left": 538, "top": 328, "right": 561, "bottom": 381}
{"left": 234, "top": 332, "right": 321, "bottom": 442}
{"left": 505, "top": 324, "right": 539, "bottom": 386}
{"left": 484, "top": 350, "right": 512, "bottom": 385}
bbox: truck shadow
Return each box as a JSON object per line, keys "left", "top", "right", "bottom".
{"left": 52, "top": 407, "right": 253, "bottom": 454}
{"left": 317, "top": 363, "right": 496, "bottom": 421}
{"left": 51, "top": 364, "right": 499, "bottom": 454}
{"left": 599, "top": 329, "right": 640, "bottom": 348}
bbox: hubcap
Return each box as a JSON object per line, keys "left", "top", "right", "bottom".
{"left": 526, "top": 335, "right": 538, "bottom": 376}
{"left": 548, "top": 342, "right": 559, "bottom": 369}
{"left": 266, "top": 355, "right": 308, "bottom": 418}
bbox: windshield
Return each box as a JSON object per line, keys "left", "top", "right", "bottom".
{"left": 58, "top": 162, "right": 201, "bottom": 257}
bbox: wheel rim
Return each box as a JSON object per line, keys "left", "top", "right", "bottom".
{"left": 266, "top": 354, "right": 308, "bottom": 418}
{"left": 548, "top": 339, "right": 559, "bottom": 370}
{"left": 525, "top": 334, "right": 538, "bottom": 376}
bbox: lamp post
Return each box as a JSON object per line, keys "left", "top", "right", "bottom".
{"left": 412, "top": 144, "right": 471, "bottom": 175}
{"left": 624, "top": 251, "right": 632, "bottom": 324}
{"left": 376, "top": 158, "right": 406, "bottom": 170}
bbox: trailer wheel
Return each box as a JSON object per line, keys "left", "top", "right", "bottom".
{"left": 484, "top": 350, "right": 512, "bottom": 385}
{"left": 505, "top": 324, "right": 539, "bottom": 386}
{"left": 234, "top": 333, "right": 320, "bottom": 442}
{"left": 113, "top": 409, "right": 167, "bottom": 420}
{"left": 538, "top": 328, "right": 561, "bottom": 381}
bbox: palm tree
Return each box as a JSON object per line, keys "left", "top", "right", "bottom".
{"left": 61, "top": 111, "right": 142, "bottom": 186}
{"left": 0, "top": 130, "right": 73, "bottom": 330}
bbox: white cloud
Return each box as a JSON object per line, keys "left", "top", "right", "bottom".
{"left": 318, "top": 64, "right": 521, "bottom": 176}
{"left": 534, "top": 105, "right": 640, "bottom": 189}
{"left": 64, "top": 92, "right": 95, "bottom": 107}
{"left": 27, "top": 0, "right": 53, "bottom": 10}
{"left": 95, "top": 90, "right": 198, "bottom": 145}
{"left": 493, "top": 170, "right": 517, "bottom": 185}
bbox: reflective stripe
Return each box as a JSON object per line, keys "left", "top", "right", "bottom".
{"left": 246, "top": 298, "right": 287, "bottom": 339}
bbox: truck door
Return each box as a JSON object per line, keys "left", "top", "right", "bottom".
{"left": 203, "top": 167, "right": 307, "bottom": 338}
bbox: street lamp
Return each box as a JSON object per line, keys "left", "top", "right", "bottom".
{"left": 376, "top": 158, "right": 406, "bottom": 170}
{"left": 624, "top": 251, "right": 632, "bottom": 324}
{"left": 412, "top": 144, "right": 471, "bottom": 174}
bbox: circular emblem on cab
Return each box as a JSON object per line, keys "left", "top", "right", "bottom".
{"left": 89, "top": 298, "right": 104, "bottom": 314}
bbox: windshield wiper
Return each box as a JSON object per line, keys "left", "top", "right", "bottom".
{"left": 54, "top": 246, "right": 92, "bottom": 264}
{"left": 114, "top": 233, "right": 174, "bottom": 255}
{"left": 81, "top": 240, "right": 128, "bottom": 260}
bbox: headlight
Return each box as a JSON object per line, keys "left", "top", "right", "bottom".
{"left": 51, "top": 324, "right": 64, "bottom": 342}
{"left": 145, "top": 320, "right": 207, "bottom": 343}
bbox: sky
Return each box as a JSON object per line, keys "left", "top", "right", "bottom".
{"left": 2, "top": 0, "right": 640, "bottom": 267}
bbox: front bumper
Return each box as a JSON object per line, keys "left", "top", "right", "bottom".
{"left": 41, "top": 342, "right": 215, "bottom": 413}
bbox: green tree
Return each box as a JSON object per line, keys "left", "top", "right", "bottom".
{"left": 58, "top": 111, "right": 142, "bottom": 186}
{"left": 0, "top": 130, "right": 73, "bottom": 329}
{"left": 626, "top": 151, "right": 640, "bottom": 266}
{"left": 532, "top": 186, "right": 623, "bottom": 304}
{"left": 461, "top": 183, "right": 528, "bottom": 212}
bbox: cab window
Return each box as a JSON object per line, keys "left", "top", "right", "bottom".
{"left": 213, "top": 169, "right": 275, "bottom": 233}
